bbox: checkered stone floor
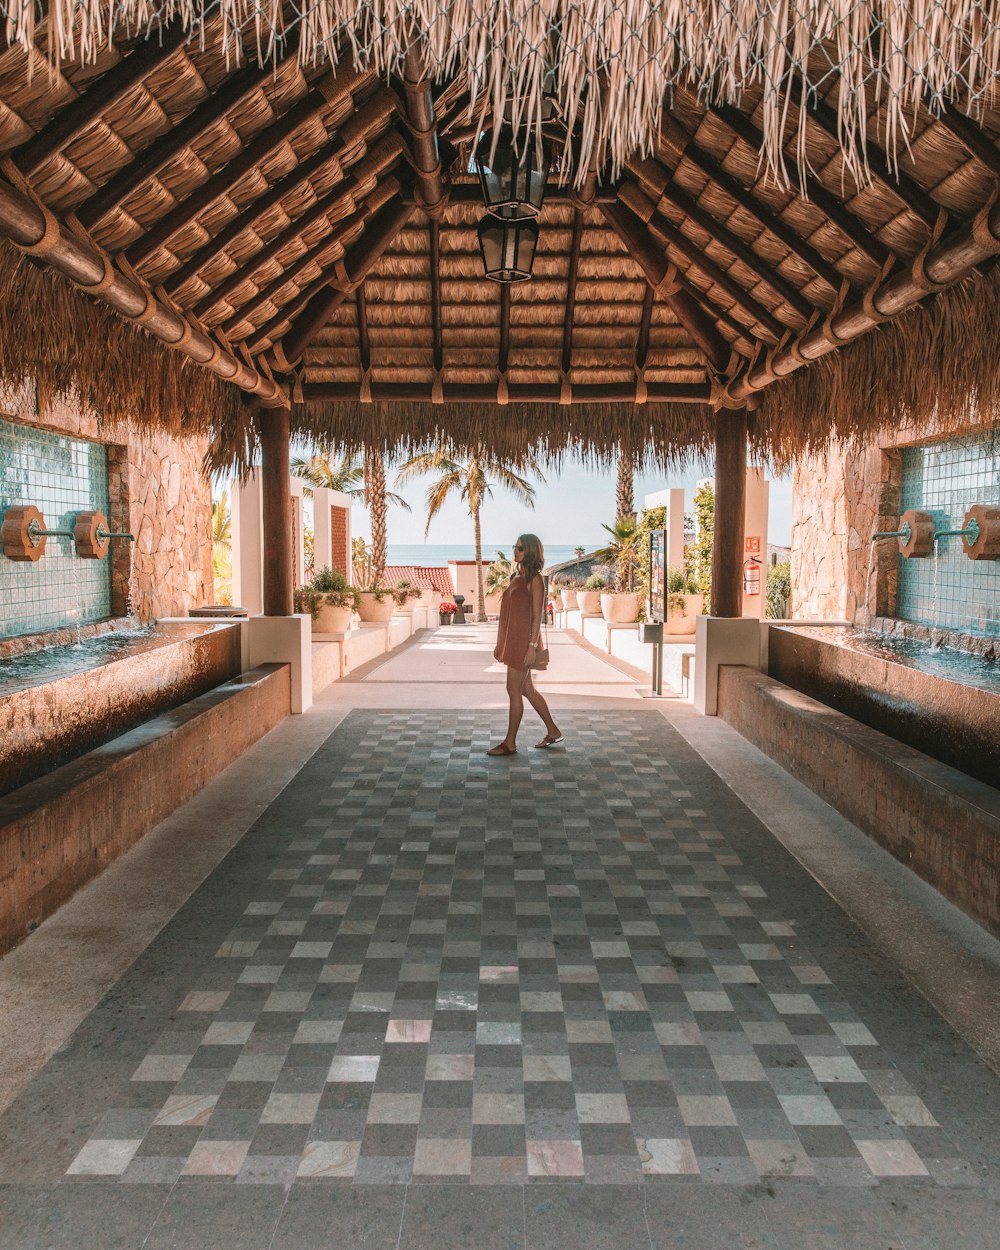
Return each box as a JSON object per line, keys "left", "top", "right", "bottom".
{"left": 4, "top": 711, "right": 996, "bottom": 1194}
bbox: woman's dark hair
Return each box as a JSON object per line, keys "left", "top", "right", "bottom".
{"left": 516, "top": 533, "right": 544, "bottom": 581}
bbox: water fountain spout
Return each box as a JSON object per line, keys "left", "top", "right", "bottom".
{"left": 870, "top": 509, "right": 934, "bottom": 559}
{"left": 933, "top": 518, "right": 982, "bottom": 545}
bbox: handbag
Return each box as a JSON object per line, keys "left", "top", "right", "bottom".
{"left": 531, "top": 616, "right": 550, "bottom": 670}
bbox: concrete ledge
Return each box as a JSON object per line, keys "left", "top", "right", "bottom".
{"left": 717, "top": 665, "right": 1000, "bottom": 938}
{"left": 0, "top": 664, "right": 290, "bottom": 955}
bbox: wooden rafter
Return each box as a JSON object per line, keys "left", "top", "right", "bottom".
{"left": 13, "top": 25, "right": 189, "bottom": 176}
{"left": 663, "top": 134, "right": 844, "bottom": 292}
{"left": 635, "top": 285, "right": 654, "bottom": 372}
{"left": 302, "top": 380, "right": 711, "bottom": 403}
{"left": 429, "top": 218, "right": 443, "bottom": 372}
{"left": 401, "top": 49, "right": 446, "bottom": 214}
{"left": 628, "top": 156, "right": 815, "bottom": 321}
{"left": 356, "top": 284, "right": 371, "bottom": 371}
{"left": 445, "top": 184, "right": 617, "bottom": 206}
{"left": 280, "top": 195, "right": 415, "bottom": 363}
{"left": 164, "top": 89, "right": 396, "bottom": 295}
{"left": 938, "top": 106, "right": 1000, "bottom": 181}
{"left": 125, "top": 81, "right": 342, "bottom": 266}
{"left": 561, "top": 209, "right": 583, "bottom": 375}
{"left": 194, "top": 137, "right": 401, "bottom": 317}
{"left": 619, "top": 182, "right": 787, "bottom": 339}
{"left": 787, "top": 80, "right": 940, "bottom": 228}
{"left": 499, "top": 284, "right": 510, "bottom": 374}
{"left": 223, "top": 179, "right": 399, "bottom": 336}
{"left": 708, "top": 103, "right": 892, "bottom": 268}
{"left": 76, "top": 45, "right": 299, "bottom": 230}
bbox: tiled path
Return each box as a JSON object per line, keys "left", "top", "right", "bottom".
{"left": 2, "top": 629, "right": 1000, "bottom": 1247}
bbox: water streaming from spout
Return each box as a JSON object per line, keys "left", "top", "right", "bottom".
{"left": 70, "top": 552, "right": 84, "bottom": 647}
{"left": 932, "top": 545, "right": 940, "bottom": 633}
{"left": 125, "top": 540, "right": 139, "bottom": 630}
{"left": 863, "top": 540, "right": 878, "bottom": 632}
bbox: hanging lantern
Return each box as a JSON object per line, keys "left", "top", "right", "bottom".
{"left": 474, "top": 127, "right": 549, "bottom": 220}
{"left": 477, "top": 215, "right": 538, "bottom": 283}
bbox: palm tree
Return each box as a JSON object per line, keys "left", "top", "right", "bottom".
{"left": 595, "top": 515, "right": 640, "bottom": 592}
{"left": 396, "top": 447, "right": 544, "bottom": 622}
{"left": 616, "top": 444, "right": 636, "bottom": 523}
{"left": 211, "top": 490, "right": 233, "bottom": 604}
{"left": 290, "top": 452, "right": 364, "bottom": 497}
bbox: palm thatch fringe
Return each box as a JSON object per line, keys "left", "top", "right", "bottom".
{"left": 756, "top": 262, "right": 1000, "bottom": 469}
{"left": 0, "top": 240, "right": 244, "bottom": 441}
{"left": 5, "top": 1, "right": 1000, "bottom": 188}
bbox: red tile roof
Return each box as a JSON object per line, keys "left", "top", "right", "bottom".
{"left": 384, "top": 565, "right": 454, "bottom": 594}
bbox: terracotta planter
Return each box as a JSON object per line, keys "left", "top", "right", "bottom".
{"left": 559, "top": 588, "right": 578, "bottom": 610}
{"left": 600, "top": 592, "right": 641, "bottom": 623}
{"left": 576, "top": 590, "right": 603, "bottom": 614}
{"left": 313, "top": 602, "right": 354, "bottom": 634}
{"left": 357, "top": 592, "right": 395, "bottom": 623}
{"left": 666, "top": 593, "right": 703, "bottom": 635}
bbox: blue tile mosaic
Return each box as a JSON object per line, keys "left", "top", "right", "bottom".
{"left": 896, "top": 432, "right": 1000, "bottom": 635}
{"left": 0, "top": 417, "right": 112, "bottom": 639}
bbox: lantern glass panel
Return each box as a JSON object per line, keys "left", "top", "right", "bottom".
{"left": 474, "top": 129, "right": 549, "bottom": 220}
{"left": 478, "top": 216, "right": 538, "bottom": 283}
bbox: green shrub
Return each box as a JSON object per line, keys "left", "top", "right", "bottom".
{"left": 585, "top": 574, "right": 607, "bottom": 590}
{"left": 293, "top": 566, "right": 359, "bottom": 618}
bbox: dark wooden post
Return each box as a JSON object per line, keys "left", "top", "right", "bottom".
{"left": 710, "top": 407, "right": 748, "bottom": 618}
{"left": 259, "top": 404, "right": 293, "bottom": 616}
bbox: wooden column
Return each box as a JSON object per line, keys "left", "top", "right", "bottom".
{"left": 259, "top": 405, "right": 294, "bottom": 616}
{"left": 710, "top": 407, "right": 748, "bottom": 618}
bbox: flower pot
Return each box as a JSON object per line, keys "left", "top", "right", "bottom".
{"left": 576, "top": 590, "right": 602, "bottom": 614}
{"left": 439, "top": 612, "right": 454, "bottom": 625}
{"left": 666, "top": 593, "right": 703, "bottom": 635}
{"left": 357, "top": 592, "right": 395, "bottom": 623}
{"left": 600, "top": 592, "right": 641, "bottom": 623}
{"left": 313, "top": 602, "right": 354, "bottom": 634}
{"left": 559, "top": 588, "right": 578, "bottom": 610}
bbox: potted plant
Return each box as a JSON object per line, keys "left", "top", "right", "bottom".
{"left": 356, "top": 586, "right": 395, "bottom": 623}
{"left": 666, "top": 566, "right": 703, "bottom": 635}
{"left": 558, "top": 582, "right": 579, "bottom": 610}
{"left": 597, "top": 516, "right": 642, "bottom": 623}
{"left": 439, "top": 600, "right": 457, "bottom": 625}
{"left": 391, "top": 580, "right": 422, "bottom": 614}
{"left": 577, "top": 575, "right": 605, "bottom": 614}
{"left": 293, "top": 567, "right": 359, "bottom": 634}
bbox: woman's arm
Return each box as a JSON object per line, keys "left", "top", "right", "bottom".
{"left": 525, "top": 575, "right": 544, "bottom": 663}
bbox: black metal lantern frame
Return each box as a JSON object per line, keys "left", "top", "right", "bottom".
{"left": 477, "top": 214, "right": 538, "bottom": 283}
{"left": 474, "top": 125, "right": 550, "bottom": 221}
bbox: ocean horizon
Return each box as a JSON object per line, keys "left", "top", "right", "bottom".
{"left": 387, "top": 543, "right": 597, "bottom": 568}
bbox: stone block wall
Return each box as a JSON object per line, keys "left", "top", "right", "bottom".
{"left": 14, "top": 386, "right": 213, "bottom": 624}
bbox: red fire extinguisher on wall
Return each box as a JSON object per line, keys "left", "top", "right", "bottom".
{"left": 743, "top": 557, "right": 762, "bottom": 596}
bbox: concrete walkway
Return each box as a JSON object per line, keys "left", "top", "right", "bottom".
{"left": 1, "top": 625, "right": 999, "bottom": 1248}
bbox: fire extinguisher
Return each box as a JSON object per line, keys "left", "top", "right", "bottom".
{"left": 743, "top": 557, "right": 762, "bottom": 596}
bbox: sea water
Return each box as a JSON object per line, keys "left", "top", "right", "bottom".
{"left": 388, "top": 544, "right": 592, "bottom": 568}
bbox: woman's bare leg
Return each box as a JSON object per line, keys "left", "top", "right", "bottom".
{"left": 523, "top": 672, "right": 560, "bottom": 739}
{"left": 500, "top": 667, "right": 527, "bottom": 749}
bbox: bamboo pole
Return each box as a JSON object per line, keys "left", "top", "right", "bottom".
{"left": 726, "top": 193, "right": 1000, "bottom": 404}
{"left": 0, "top": 169, "right": 284, "bottom": 403}
{"left": 402, "top": 49, "right": 446, "bottom": 216}
{"left": 710, "top": 407, "right": 748, "bottom": 618}
{"left": 259, "top": 404, "right": 294, "bottom": 615}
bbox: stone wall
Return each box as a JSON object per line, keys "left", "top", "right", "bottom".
{"left": 16, "top": 386, "right": 213, "bottom": 623}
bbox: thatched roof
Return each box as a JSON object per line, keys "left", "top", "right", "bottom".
{"left": 1, "top": 3, "right": 1000, "bottom": 466}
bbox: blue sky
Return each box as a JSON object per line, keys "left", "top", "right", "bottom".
{"left": 352, "top": 457, "right": 794, "bottom": 549}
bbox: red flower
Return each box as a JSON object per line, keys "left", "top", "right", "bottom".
{"left": 439, "top": 602, "right": 458, "bottom": 613}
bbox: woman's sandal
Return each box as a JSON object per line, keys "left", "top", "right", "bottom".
{"left": 534, "top": 734, "right": 564, "bottom": 749}
{"left": 486, "top": 743, "right": 517, "bottom": 756}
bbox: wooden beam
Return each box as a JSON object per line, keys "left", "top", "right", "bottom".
{"left": 401, "top": 48, "right": 446, "bottom": 214}
{"left": 787, "top": 80, "right": 940, "bottom": 228}
{"left": 356, "top": 284, "right": 371, "bottom": 372}
{"left": 280, "top": 196, "right": 415, "bottom": 363}
{"left": 125, "top": 85, "right": 335, "bottom": 266}
{"left": 628, "top": 156, "right": 815, "bottom": 321}
{"left": 0, "top": 168, "right": 282, "bottom": 403}
{"left": 667, "top": 137, "right": 844, "bottom": 292}
{"left": 77, "top": 46, "right": 298, "bottom": 230}
{"left": 499, "top": 284, "right": 511, "bottom": 374}
{"left": 726, "top": 193, "right": 1000, "bottom": 403}
{"left": 708, "top": 103, "right": 892, "bottom": 268}
{"left": 619, "top": 182, "right": 788, "bottom": 339}
{"left": 429, "top": 218, "right": 443, "bottom": 372}
{"left": 258, "top": 404, "right": 294, "bottom": 615}
{"left": 635, "top": 284, "right": 654, "bottom": 371}
{"left": 938, "top": 105, "right": 1000, "bottom": 181}
{"left": 164, "top": 89, "right": 397, "bottom": 295}
{"left": 301, "top": 380, "right": 712, "bottom": 403}
{"left": 195, "top": 141, "right": 401, "bottom": 317}
{"left": 13, "top": 26, "right": 189, "bottom": 176}
{"left": 600, "top": 199, "right": 756, "bottom": 359}
{"left": 710, "top": 406, "right": 748, "bottom": 617}
{"left": 444, "top": 183, "right": 618, "bottom": 206}
{"left": 561, "top": 210, "right": 584, "bottom": 375}
{"left": 222, "top": 173, "right": 400, "bottom": 336}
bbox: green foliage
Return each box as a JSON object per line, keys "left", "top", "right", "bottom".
{"left": 211, "top": 490, "right": 232, "bottom": 605}
{"left": 594, "top": 515, "right": 640, "bottom": 592}
{"left": 352, "top": 537, "right": 376, "bottom": 590}
{"left": 292, "top": 566, "right": 359, "bottom": 618}
{"left": 585, "top": 574, "right": 607, "bottom": 590}
{"left": 633, "top": 505, "right": 666, "bottom": 621}
{"left": 667, "top": 564, "right": 699, "bottom": 613}
{"left": 486, "top": 550, "right": 513, "bottom": 596}
{"left": 392, "top": 580, "right": 423, "bottom": 606}
{"left": 291, "top": 452, "right": 364, "bottom": 497}
{"left": 690, "top": 481, "right": 715, "bottom": 600}
{"left": 766, "top": 560, "right": 792, "bottom": 619}
{"left": 310, "top": 566, "right": 349, "bottom": 593}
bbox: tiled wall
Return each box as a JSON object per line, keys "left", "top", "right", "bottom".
{"left": 897, "top": 432, "right": 1000, "bottom": 634}
{"left": 0, "top": 418, "right": 113, "bottom": 637}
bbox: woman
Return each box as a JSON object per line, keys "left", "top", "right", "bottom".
{"left": 487, "top": 533, "right": 563, "bottom": 756}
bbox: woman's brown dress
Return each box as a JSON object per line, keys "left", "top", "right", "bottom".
{"left": 493, "top": 573, "right": 537, "bottom": 671}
